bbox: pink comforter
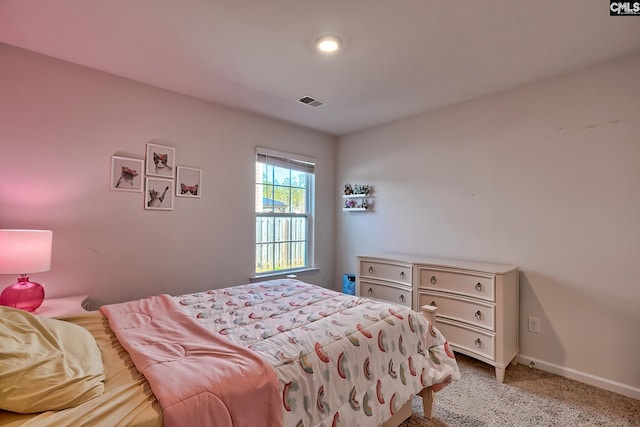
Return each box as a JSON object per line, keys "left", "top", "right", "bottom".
{"left": 101, "top": 294, "right": 282, "bottom": 427}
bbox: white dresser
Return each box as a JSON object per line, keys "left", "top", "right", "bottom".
{"left": 357, "top": 255, "right": 518, "bottom": 382}
{"left": 357, "top": 257, "right": 413, "bottom": 309}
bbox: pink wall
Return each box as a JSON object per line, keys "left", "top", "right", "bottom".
{"left": 0, "top": 43, "right": 337, "bottom": 307}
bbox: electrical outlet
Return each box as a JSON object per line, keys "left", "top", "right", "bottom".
{"left": 528, "top": 316, "right": 541, "bottom": 334}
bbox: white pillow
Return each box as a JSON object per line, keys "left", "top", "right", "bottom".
{"left": 0, "top": 306, "right": 105, "bottom": 413}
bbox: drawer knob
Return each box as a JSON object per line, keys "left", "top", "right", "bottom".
{"left": 400, "top": 271, "right": 406, "bottom": 279}
{"left": 430, "top": 276, "right": 437, "bottom": 285}
{"left": 368, "top": 266, "right": 374, "bottom": 274}
{"left": 367, "top": 288, "right": 373, "bottom": 295}
{"left": 475, "top": 282, "right": 482, "bottom": 291}
{"left": 475, "top": 338, "right": 482, "bottom": 347}
{"left": 399, "top": 294, "right": 405, "bottom": 302}
{"left": 430, "top": 300, "right": 437, "bottom": 307}
{"left": 475, "top": 310, "right": 482, "bottom": 320}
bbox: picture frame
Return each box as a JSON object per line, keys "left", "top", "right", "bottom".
{"left": 146, "top": 143, "right": 176, "bottom": 178}
{"left": 176, "top": 166, "right": 202, "bottom": 198}
{"left": 144, "top": 177, "right": 174, "bottom": 211}
{"left": 110, "top": 156, "right": 144, "bottom": 192}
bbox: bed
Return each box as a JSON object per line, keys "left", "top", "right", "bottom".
{"left": 0, "top": 278, "right": 460, "bottom": 427}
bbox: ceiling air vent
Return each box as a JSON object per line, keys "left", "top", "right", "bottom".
{"left": 297, "top": 95, "right": 325, "bottom": 107}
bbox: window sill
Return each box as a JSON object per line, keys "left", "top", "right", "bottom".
{"left": 251, "top": 267, "right": 319, "bottom": 282}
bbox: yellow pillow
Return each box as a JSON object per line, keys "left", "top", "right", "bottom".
{"left": 0, "top": 306, "right": 105, "bottom": 413}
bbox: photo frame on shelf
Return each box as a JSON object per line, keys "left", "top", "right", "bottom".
{"left": 110, "top": 156, "right": 144, "bottom": 192}
{"left": 144, "top": 177, "right": 174, "bottom": 211}
{"left": 145, "top": 143, "right": 175, "bottom": 178}
{"left": 176, "top": 166, "right": 202, "bottom": 198}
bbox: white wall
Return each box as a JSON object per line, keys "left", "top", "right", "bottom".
{"left": 0, "top": 43, "right": 337, "bottom": 307}
{"left": 336, "top": 54, "right": 640, "bottom": 397}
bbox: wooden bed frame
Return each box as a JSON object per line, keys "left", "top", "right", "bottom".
{"left": 382, "top": 304, "right": 438, "bottom": 427}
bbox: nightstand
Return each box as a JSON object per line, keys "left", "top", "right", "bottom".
{"left": 33, "top": 295, "right": 90, "bottom": 318}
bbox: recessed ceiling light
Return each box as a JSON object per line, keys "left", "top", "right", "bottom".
{"left": 315, "top": 35, "right": 342, "bottom": 54}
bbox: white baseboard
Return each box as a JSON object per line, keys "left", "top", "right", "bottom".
{"left": 517, "top": 354, "right": 640, "bottom": 400}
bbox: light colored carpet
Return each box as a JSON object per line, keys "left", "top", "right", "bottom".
{"left": 399, "top": 354, "right": 640, "bottom": 427}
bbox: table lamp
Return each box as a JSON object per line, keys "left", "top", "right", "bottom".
{"left": 0, "top": 229, "right": 52, "bottom": 312}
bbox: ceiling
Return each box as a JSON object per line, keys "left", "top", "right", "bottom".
{"left": 1, "top": 1, "right": 639, "bottom": 136}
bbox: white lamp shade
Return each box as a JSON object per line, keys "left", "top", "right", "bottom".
{"left": 0, "top": 230, "right": 52, "bottom": 274}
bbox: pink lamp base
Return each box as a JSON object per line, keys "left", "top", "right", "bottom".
{"left": 0, "top": 276, "right": 45, "bottom": 312}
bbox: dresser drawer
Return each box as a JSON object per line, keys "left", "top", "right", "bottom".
{"left": 360, "top": 260, "right": 412, "bottom": 286}
{"left": 360, "top": 280, "right": 412, "bottom": 308}
{"left": 418, "top": 268, "right": 495, "bottom": 302}
{"left": 419, "top": 291, "right": 495, "bottom": 331}
{"left": 435, "top": 319, "right": 495, "bottom": 361}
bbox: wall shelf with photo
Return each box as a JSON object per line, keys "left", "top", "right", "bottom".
{"left": 343, "top": 183, "right": 373, "bottom": 212}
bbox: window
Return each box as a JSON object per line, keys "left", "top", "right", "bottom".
{"left": 255, "top": 148, "right": 315, "bottom": 275}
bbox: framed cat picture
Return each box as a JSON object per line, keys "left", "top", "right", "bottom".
{"left": 146, "top": 143, "right": 176, "bottom": 178}
{"left": 145, "top": 177, "right": 174, "bottom": 211}
{"left": 176, "top": 166, "right": 202, "bottom": 198}
{"left": 110, "top": 156, "right": 144, "bottom": 192}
